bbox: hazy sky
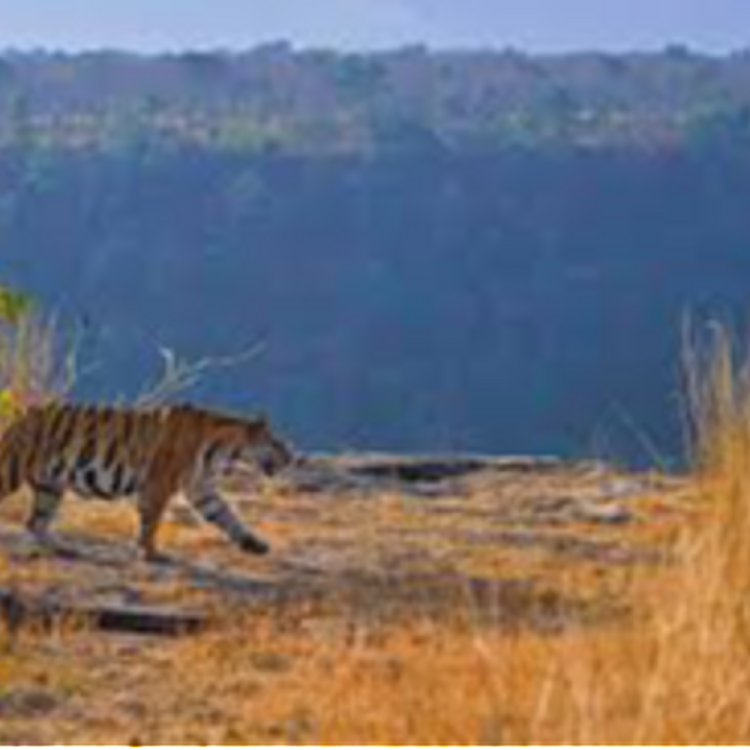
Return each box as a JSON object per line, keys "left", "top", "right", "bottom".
{"left": 0, "top": 0, "right": 746, "bottom": 54}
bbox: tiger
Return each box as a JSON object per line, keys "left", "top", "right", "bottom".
{"left": 0, "top": 402, "right": 294, "bottom": 561}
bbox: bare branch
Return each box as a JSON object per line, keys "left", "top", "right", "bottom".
{"left": 136, "top": 340, "right": 267, "bottom": 408}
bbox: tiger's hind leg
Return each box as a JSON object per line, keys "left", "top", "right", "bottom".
{"left": 26, "top": 484, "right": 69, "bottom": 554}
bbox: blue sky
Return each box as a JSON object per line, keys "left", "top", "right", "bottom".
{"left": 0, "top": 0, "right": 747, "bottom": 54}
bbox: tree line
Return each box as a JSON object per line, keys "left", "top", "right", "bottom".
{"left": 0, "top": 45, "right": 749, "bottom": 155}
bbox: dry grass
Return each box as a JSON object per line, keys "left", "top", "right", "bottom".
{"left": 475, "top": 323, "right": 750, "bottom": 745}
{"left": 4, "top": 323, "right": 750, "bottom": 743}
{"left": 0, "top": 313, "right": 72, "bottom": 425}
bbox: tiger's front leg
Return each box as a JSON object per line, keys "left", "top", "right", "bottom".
{"left": 186, "top": 479, "right": 269, "bottom": 555}
{"left": 136, "top": 485, "right": 174, "bottom": 563}
{"left": 27, "top": 484, "right": 62, "bottom": 539}
{"left": 25, "top": 484, "right": 81, "bottom": 559}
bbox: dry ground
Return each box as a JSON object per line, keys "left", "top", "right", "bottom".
{"left": 0, "top": 455, "right": 698, "bottom": 743}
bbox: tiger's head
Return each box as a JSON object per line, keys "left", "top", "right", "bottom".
{"left": 194, "top": 409, "right": 294, "bottom": 479}
{"left": 242, "top": 414, "right": 294, "bottom": 476}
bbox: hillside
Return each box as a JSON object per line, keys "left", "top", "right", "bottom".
{"left": 2, "top": 47, "right": 750, "bottom": 462}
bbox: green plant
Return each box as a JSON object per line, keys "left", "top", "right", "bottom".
{"left": 0, "top": 285, "right": 73, "bottom": 424}
{"left": 0, "top": 285, "right": 34, "bottom": 327}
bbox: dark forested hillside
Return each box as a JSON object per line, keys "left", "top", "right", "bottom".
{"left": 2, "top": 47, "right": 750, "bottom": 464}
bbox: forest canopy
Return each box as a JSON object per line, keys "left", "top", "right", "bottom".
{"left": 0, "top": 46, "right": 749, "bottom": 155}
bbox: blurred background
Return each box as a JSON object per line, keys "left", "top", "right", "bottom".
{"left": 1, "top": 0, "right": 749, "bottom": 465}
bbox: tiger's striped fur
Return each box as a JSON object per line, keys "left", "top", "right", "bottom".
{"left": 0, "top": 402, "right": 293, "bottom": 560}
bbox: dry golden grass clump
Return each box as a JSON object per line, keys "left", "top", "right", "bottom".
{"left": 484, "top": 324, "right": 750, "bottom": 744}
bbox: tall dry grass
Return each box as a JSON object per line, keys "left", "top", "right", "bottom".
{"left": 0, "top": 313, "right": 73, "bottom": 426}
{"left": 484, "top": 322, "right": 750, "bottom": 744}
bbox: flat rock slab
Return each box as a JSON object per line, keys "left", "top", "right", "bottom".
{"left": 0, "top": 586, "right": 206, "bottom": 637}
{"left": 282, "top": 452, "right": 605, "bottom": 497}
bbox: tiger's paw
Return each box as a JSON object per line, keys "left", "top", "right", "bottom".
{"left": 239, "top": 535, "right": 270, "bottom": 555}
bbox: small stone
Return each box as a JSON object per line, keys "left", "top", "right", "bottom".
{"left": 0, "top": 689, "right": 59, "bottom": 718}
{"left": 575, "top": 502, "right": 633, "bottom": 525}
